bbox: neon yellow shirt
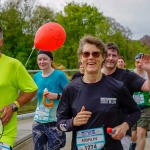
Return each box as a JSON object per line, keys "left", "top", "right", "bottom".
{"left": 0, "top": 54, "right": 37, "bottom": 147}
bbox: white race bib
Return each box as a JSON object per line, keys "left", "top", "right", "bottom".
{"left": 0, "top": 143, "right": 11, "bottom": 150}
{"left": 35, "top": 106, "right": 51, "bottom": 121}
{"left": 76, "top": 127, "right": 105, "bottom": 150}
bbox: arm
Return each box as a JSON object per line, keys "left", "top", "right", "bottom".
{"left": 120, "top": 86, "right": 141, "bottom": 127}
{"left": 112, "top": 85, "right": 141, "bottom": 140}
{"left": 56, "top": 87, "right": 75, "bottom": 132}
{"left": 44, "top": 71, "right": 69, "bottom": 100}
{"left": 0, "top": 90, "right": 37, "bottom": 125}
{"left": 0, "top": 63, "right": 37, "bottom": 125}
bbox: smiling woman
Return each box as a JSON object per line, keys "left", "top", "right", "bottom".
{"left": 32, "top": 50, "right": 69, "bottom": 150}
{"left": 56, "top": 35, "right": 141, "bottom": 150}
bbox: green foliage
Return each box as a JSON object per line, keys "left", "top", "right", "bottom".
{"left": 55, "top": 2, "right": 107, "bottom": 68}
{"left": 0, "top": 1, "right": 149, "bottom": 70}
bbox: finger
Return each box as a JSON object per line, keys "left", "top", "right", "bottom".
{"left": 81, "top": 106, "right": 85, "bottom": 112}
{"left": 78, "top": 114, "right": 92, "bottom": 119}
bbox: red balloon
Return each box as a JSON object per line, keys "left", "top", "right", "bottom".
{"left": 34, "top": 22, "right": 66, "bottom": 51}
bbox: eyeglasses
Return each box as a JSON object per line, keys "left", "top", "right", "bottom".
{"left": 81, "top": 51, "right": 101, "bottom": 58}
{"left": 135, "top": 61, "right": 141, "bottom": 65}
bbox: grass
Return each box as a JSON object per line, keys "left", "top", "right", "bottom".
{"left": 18, "top": 100, "right": 37, "bottom": 115}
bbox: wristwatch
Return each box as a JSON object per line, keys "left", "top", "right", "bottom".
{"left": 57, "top": 93, "right": 61, "bottom": 100}
{"left": 10, "top": 103, "right": 18, "bottom": 112}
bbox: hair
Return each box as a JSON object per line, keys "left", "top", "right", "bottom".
{"left": 56, "top": 65, "right": 66, "bottom": 70}
{"left": 77, "top": 35, "right": 107, "bottom": 58}
{"left": 37, "top": 50, "right": 56, "bottom": 69}
{"left": 106, "top": 42, "right": 119, "bottom": 53}
{"left": 135, "top": 53, "right": 143, "bottom": 60}
{"left": 38, "top": 50, "right": 53, "bottom": 60}
{"left": 0, "top": 26, "right": 3, "bottom": 39}
{"left": 118, "top": 56, "right": 125, "bottom": 62}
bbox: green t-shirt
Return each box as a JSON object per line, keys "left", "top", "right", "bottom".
{"left": 0, "top": 54, "right": 37, "bottom": 147}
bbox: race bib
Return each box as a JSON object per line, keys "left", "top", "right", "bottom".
{"left": 133, "top": 91, "right": 150, "bottom": 106}
{"left": 35, "top": 106, "right": 51, "bottom": 121}
{"left": 0, "top": 143, "right": 11, "bottom": 150}
{"left": 76, "top": 127, "right": 105, "bottom": 150}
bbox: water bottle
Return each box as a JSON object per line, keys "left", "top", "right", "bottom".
{"left": 107, "top": 127, "right": 116, "bottom": 135}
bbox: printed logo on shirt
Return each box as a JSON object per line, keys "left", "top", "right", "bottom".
{"left": 60, "top": 124, "right": 67, "bottom": 131}
{"left": 100, "top": 97, "right": 117, "bottom": 104}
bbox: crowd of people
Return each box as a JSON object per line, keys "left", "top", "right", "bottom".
{"left": 0, "top": 24, "right": 150, "bottom": 150}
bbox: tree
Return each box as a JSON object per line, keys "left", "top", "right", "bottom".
{"left": 55, "top": 2, "right": 107, "bottom": 68}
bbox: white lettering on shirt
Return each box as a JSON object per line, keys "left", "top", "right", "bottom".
{"left": 100, "top": 97, "right": 117, "bottom": 104}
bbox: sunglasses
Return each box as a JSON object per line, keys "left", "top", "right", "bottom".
{"left": 81, "top": 51, "right": 101, "bottom": 58}
{"left": 135, "top": 61, "right": 141, "bottom": 65}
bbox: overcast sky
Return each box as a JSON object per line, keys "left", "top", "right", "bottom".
{"left": 37, "top": 0, "right": 150, "bottom": 40}
{"left": 1, "top": 0, "right": 149, "bottom": 40}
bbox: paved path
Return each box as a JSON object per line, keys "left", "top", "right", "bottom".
{"left": 16, "top": 118, "right": 150, "bottom": 150}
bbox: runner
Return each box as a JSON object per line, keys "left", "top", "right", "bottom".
{"left": 130, "top": 53, "right": 150, "bottom": 150}
{"left": 101, "top": 42, "right": 150, "bottom": 150}
{"left": 57, "top": 35, "right": 141, "bottom": 150}
{"left": 0, "top": 26, "right": 37, "bottom": 149}
{"left": 32, "top": 50, "right": 69, "bottom": 150}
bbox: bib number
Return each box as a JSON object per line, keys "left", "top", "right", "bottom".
{"left": 35, "top": 106, "right": 50, "bottom": 121}
{"left": 76, "top": 127, "right": 105, "bottom": 150}
{"left": 0, "top": 143, "right": 11, "bottom": 150}
{"left": 133, "top": 92, "right": 150, "bottom": 106}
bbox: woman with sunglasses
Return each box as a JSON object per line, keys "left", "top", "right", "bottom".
{"left": 57, "top": 35, "right": 141, "bottom": 150}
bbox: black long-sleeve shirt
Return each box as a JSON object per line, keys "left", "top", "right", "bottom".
{"left": 57, "top": 75, "right": 141, "bottom": 150}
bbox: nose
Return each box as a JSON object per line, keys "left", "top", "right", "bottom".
{"left": 108, "top": 55, "right": 113, "bottom": 59}
{"left": 40, "top": 59, "right": 45, "bottom": 63}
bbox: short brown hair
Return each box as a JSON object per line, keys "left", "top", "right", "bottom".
{"left": 77, "top": 35, "right": 107, "bottom": 58}
{"left": 106, "top": 42, "right": 119, "bottom": 53}
{"left": 118, "top": 56, "right": 125, "bottom": 62}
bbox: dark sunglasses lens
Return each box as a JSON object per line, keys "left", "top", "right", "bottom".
{"left": 82, "top": 51, "right": 101, "bottom": 58}
{"left": 82, "top": 52, "right": 90, "bottom": 58}
{"left": 93, "top": 52, "right": 100, "bottom": 58}
{"left": 135, "top": 61, "right": 140, "bottom": 64}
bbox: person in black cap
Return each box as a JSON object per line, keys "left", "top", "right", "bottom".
{"left": 130, "top": 53, "right": 150, "bottom": 150}
{"left": 32, "top": 50, "right": 69, "bottom": 150}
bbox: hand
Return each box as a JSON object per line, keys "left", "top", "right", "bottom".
{"left": 141, "top": 54, "right": 150, "bottom": 72}
{"left": 73, "top": 106, "right": 92, "bottom": 126}
{"left": 0, "top": 105, "right": 14, "bottom": 125}
{"left": 44, "top": 92, "right": 57, "bottom": 100}
{"left": 111, "top": 122, "right": 129, "bottom": 140}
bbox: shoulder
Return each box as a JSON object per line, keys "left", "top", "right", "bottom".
{"left": 54, "top": 69, "right": 66, "bottom": 76}
{"left": 72, "top": 72, "right": 83, "bottom": 80}
{"left": 115, "top": 68, "right": 130, "bottom": 75}
{"left": 66, "top": 77, "right": 82, "bottom": 89}
{"left": 104, "top": 74, "right": 123, "bottom": 86}
{"left": 4, "top": 54, "right": 22, "bottom": 66}
{"left": 103, "top": 75, "right": 125, "bottom": 92}
{"left": 114, "top": 68, "right": 139, "bottom": 80}
{"left": 33, "top": 71, "right": 42, "bottom": 78}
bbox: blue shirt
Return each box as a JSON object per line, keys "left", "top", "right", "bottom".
{"left": 33, "top": 69, "right": 68, "bottom": 123}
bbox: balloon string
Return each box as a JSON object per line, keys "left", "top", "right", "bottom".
{"left": 25, "top": 46, "right": 35, "bottom": 67}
